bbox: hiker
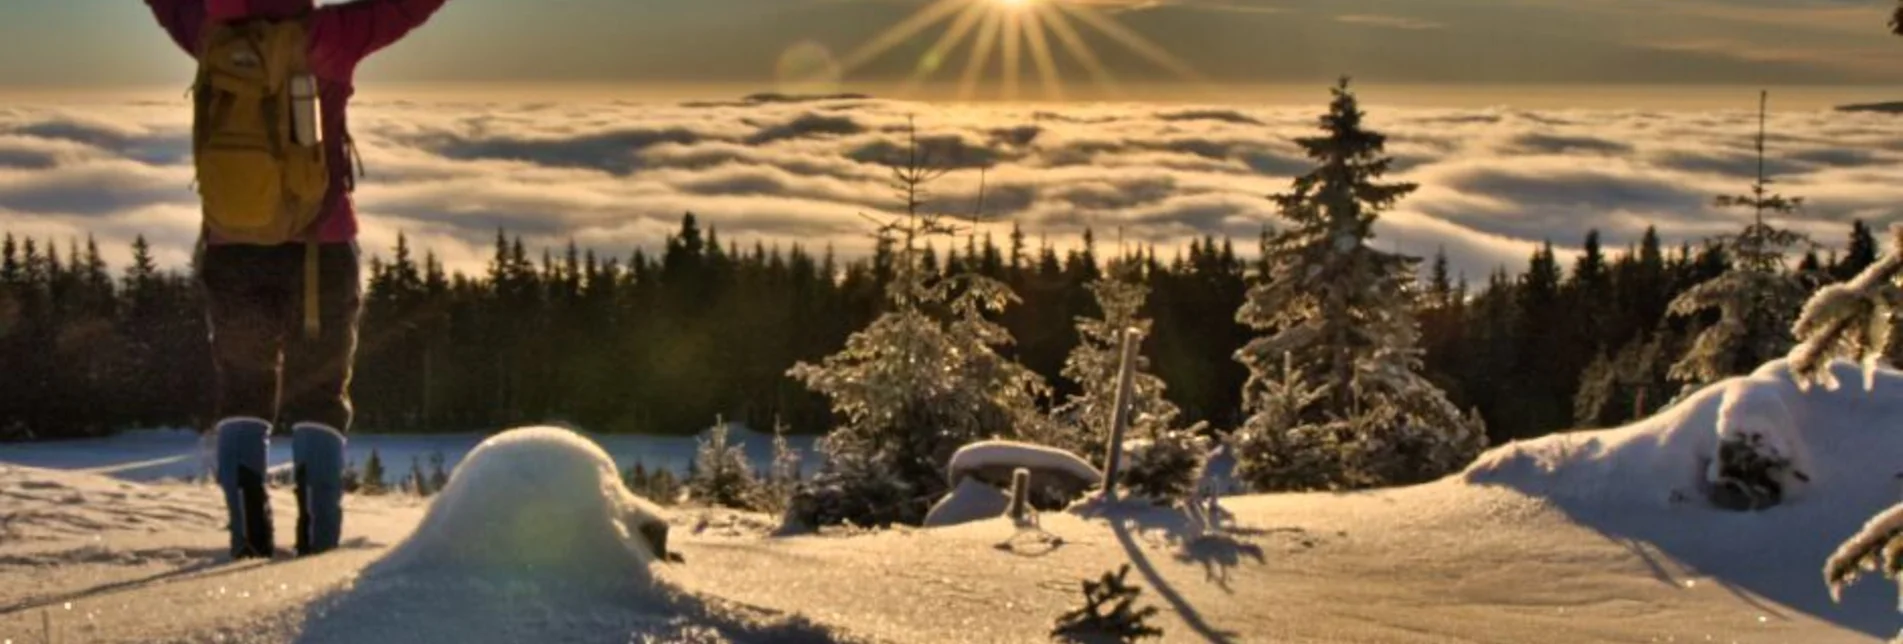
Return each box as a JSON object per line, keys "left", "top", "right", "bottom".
{"left": 142, "top": 0, "right": 454, "bottom": 559}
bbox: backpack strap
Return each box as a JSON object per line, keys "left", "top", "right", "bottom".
{"left": 304, "top": 240, "right": 321, "bottom": 339}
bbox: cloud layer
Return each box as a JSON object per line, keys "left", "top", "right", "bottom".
{"left": 3, "top": 95, "right": 1901, "bottom": 282}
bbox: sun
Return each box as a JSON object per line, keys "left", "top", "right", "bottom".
{"left": 836, "top": 0, "right": 1205, "bottom": 101}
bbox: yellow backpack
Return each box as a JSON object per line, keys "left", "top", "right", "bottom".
{"left": 193, "top": 18, "right": 329, "bottom": 246}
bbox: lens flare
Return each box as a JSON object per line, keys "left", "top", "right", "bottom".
{"left": 840, "top": 0, "right": 1205, "bottom": 101}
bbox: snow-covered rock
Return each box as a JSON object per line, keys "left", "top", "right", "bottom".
{"left": 375, "top": 426, "right": 670, "bottom": 585}
{"left": 922, "top": 477, "right": 1012, "bottom": 527}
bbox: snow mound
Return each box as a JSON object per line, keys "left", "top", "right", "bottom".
{"left": 922, "top": 477, "right": 1011, "bottom": 527}
{"left": 375, "top": 426, "right": 670, "bottom": 585}
{"left": 1462, "top": 360, "right": 1857, "bottom": 509}
{"left": 1463, "top": 359, "right": 1903, "bottom": 636}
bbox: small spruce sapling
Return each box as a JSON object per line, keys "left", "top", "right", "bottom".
{"left": 649, "top": 468, "right": 682, "bottom": 506}
{"left": 409, "top": 455, "right": 427, "bottom": 496}
{"left": 624, "top": 460, "right": 651, "bottom": 494}
{"left": 361, "top": 449, "right": 386, "bottom": 495}
{"left": 1051, "top": 564, "right": 1164, "bottom": 643}
{"left": 427, "top": 451, "right": 449, "bottom": 493}
{"left": 1117, "top": 425, "right": 1211, "bottom": 504}
{"left": 764, "top": 419, "right": 803, "bottom": 512}
{"left": 687, "top": 418, "right": 759, "bottom": 509}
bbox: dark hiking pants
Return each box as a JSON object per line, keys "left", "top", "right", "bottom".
{"left": 199, "top": 242, "right": 362, "bottom": 432}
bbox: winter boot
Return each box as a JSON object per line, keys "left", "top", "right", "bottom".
{"left": 215, "top": 417, "right": 274, "bottom": 559}
{"left": 292, "top": 422, "right": 346, "bottom": 555}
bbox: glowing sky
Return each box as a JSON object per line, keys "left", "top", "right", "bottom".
{"left": 4, "top": 0, "right": 1901, "bottom": 95}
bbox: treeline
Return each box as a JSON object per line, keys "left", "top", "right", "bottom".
{"left": 0, "top": 235, "right": 210, "bottom": 438}
{"left": 0, "top": 217, "right": 1880, "bottom": 443}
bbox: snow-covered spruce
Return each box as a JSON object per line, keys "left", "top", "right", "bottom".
{"left": 1053, "top": 268, "right": 1186, "bottom": 464}
{"left": 785, "top": 121, "right": 1049, "bottom": 529}
{"left": 377, "top": 426, "right": 670, "bottom": 584}
{"left": 1788, "top": 223, "right": 1903, "bottom": 623}
{"left": 1233, "top": 78, "right": 1485, "bottom": 492}
{"left": 1787, "top": 224, "right": 1903, "bottom": 393}
{"left": 1826, "top": 503, "right": 1903, "bottom": 603}
{"left": 1669, "top": 93, "right": 1816, "bottom": 394}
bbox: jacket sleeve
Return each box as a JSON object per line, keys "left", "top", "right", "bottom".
{"left": 309, "top": 0, "right": 453, "bottom": 75}
{"left": 143, "top": 0, "right": 208, "bottom": 58}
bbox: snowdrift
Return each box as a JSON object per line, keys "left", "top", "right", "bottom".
{"left": 1463, "top": 358, "right": 1903, "bottom": 637}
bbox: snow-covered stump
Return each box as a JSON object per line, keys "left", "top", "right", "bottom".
{"left": 374, "top": 426, "right": 671, "bottom": 586}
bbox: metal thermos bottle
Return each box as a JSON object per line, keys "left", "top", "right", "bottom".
{"left": 290, "top": 74, "right": 320, "bottom": 146}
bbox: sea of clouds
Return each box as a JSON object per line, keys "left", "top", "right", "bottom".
{"left": 1, "top": 94, "right": 1899, "bottom": 281}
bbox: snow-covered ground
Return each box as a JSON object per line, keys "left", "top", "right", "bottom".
{"left": 0, "top": 424, "right": 819, "bottom": 485}
{"left": 5, "top": 360, "right": 1903, "bottom": 642}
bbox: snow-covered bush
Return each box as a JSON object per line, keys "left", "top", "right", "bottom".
{"left": 785, "top": 121, "right": 1048, "bottom": 529}
{"left": 1118, "top": 427, "right": 1210, "bottom": 504}
{"left": 686, "top": 421, "right": 760, "bottom": 510}
{"left": 783, "top": 443, "right": 920, "bottom": 529}
{"left": 1704, "top": 378, "right": 1811, "bottom": 511}
{"left": 1234, "top": 79, "right": 1485, "bottom": 492}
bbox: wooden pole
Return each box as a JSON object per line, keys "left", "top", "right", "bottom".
{"left": 1099, "top": 327, "right": 1141, "bottom": 500}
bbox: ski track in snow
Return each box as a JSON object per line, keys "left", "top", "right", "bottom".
{"left": 6, "top": 362, "right": 1903, "bottom": 642}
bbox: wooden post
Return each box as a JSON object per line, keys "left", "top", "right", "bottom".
{"left": 1099, "top": 327, "right": 1141, "bottom": 500}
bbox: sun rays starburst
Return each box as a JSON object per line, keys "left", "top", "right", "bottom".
{"left": 840, "top": 0, "right": 1204, "bottom": 101}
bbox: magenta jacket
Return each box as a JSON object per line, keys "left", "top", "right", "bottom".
{"left": 144, "top": 0, "right": 451, "bottom": 244}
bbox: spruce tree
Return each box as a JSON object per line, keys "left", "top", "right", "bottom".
{"left": 1837, "top": 220, "right": 1879, "bottom": 282}
{"left": 409, "top": 455, "right": 427, "bottom": 496}
{"left": 1667, "top": 91, "right": 1815, "bottom": 392}
{"left": 1055, "top": 260, "right": 1190, "bottom": 463}
{"left": 787, "top": 120, "right": 1048, "bottom": 527}
{"left": 1233, "top": 78, "right": 1485, "bottom": 490}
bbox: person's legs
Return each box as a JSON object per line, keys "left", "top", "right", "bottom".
{"left": 200, "top": 243, "right": 292, "bottom": 559}
{"left": 282, "top": 243, "right": 361, "bottom": 555}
